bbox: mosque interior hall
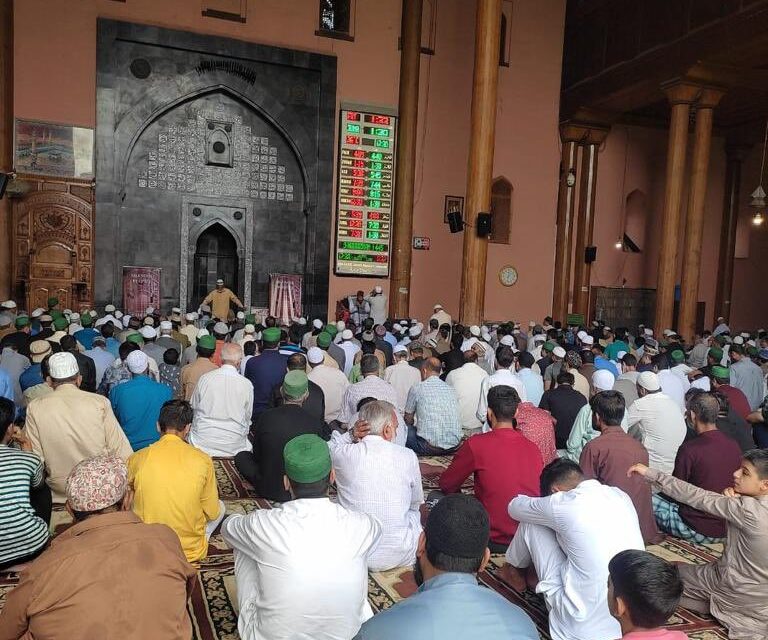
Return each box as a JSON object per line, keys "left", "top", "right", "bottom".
{"left": 1, "top": 0, "right": 767, "bottom": 338}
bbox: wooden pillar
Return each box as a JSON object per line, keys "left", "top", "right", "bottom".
{"left": 678, "top": 88, "right": 724, "bottom": 342}
{"left": 572, "top": 128, "right": 607, "bottom": 320}
{"left": 389, "top": 0, "right": 422, "bottom": 318}
{"left": 0, "top": 0, "right": 13, "bottom": 300}
{"left": 714, "top": 143, "right": 749, "bottom": 324}
{"left": 552, "top": 128, "right": 580, "bottom": 322}
{"left": 459, "top": 0, "right": 502, "bottom": 324}
{"left": 654, "top": 83, "right": 700, "bottom": 333}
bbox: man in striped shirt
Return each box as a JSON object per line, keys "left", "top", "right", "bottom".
{"left": 0, "top": 397, "right": 50, "bottom": 570}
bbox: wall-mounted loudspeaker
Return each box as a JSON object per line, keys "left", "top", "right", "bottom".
{"left": 0, "top": 173, "right": 8, "bottom": 200}
{"left": 476, "top": 212, "right": 492, "bottom": 237}
{"left": 446, "top": 210, "right": 464, "bottom": 233}
{"left": 585, "top": 246, "right": 597, "bottom": 263}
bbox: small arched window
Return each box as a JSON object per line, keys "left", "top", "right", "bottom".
{"left": 490, "top": 177, "right": 513, "bottom": 245}
{"left": 318, "top": 0, "right": 354, "bottom": 40}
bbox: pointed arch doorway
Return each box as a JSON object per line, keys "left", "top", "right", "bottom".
{"left": 192, "top": 223, "right": 239, "bottom": 306}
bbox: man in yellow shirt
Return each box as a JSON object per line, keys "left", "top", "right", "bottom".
{"left": 128, "top": 399, "right": 225, "bottom": 563}
{"left": 202, "top": 278, "right": 244, "bottom": 321}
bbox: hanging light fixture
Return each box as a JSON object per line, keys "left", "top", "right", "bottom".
{"left": 750, "top": 119, "right": 768, "bottom": 225}
{"left": 614, "top": 237, "right": 623, "bottom": 249}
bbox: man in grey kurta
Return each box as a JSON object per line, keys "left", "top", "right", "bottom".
{"left": 630, "top": 452, "right": 768, "bottom": 640}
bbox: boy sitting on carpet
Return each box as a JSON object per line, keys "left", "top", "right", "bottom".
{"left": 629, "top": 449, "right": 768, "bottom": 640}
{"left": 608, "top": 550, "right": 687, "bottom": 639}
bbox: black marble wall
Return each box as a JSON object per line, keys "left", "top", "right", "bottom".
{"left": 96, "top": 19, "right": 336, "bottom": 317}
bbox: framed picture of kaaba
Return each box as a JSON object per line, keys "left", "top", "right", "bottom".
{"left": 14, "top": 118, "right": 94, "bottom": 179}
{"left": 122, "top": 267, "right": 161, "bottom": 317}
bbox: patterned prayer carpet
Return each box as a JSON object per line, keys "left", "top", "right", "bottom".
{"left": 0, "top": 457, "right": 729, "bottom": 639}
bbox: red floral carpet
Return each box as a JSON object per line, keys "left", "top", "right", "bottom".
{"left": 0, "top": 458, "right": 729, "bottom": 639}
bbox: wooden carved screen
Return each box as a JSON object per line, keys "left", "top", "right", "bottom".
{"left": 12, "top": 182, "right": 95, "bottom": 311}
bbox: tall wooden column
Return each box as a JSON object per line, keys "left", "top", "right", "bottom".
{"left": 552, "top": 127, "right": 580, "bottom": 322}
{"left": 572, "top": 128, "right": 607, "bottom": 320}
{"left": 654, "top": 83, "right": 700, "bottom": 333}
{"left": 714, "top": 143, "right": 749, "bottom": 324}
{"left": 459, "top": 0, "right": 502, "bottom": 324}
{"left": 0, "top": 0, "right": 13, "bottom": 300}
{"left": 389, "top": 0, "right": 423, "bottom": 318}
{"left": 678, "top": 88, "right": 724, "bottom": 341}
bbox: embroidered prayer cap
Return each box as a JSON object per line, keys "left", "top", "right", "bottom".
{"left": 581, "top": 335, "right": 594, "bottom": 346}
{"left": 30, "top": 340, "right": 52, "bottom": 364}
{"left": 425, "top": 493, "right": 489, "bottom": 559}
{"left": 316, "top": 332, "right": 332, "bottom": 348}
{"left": 66, "top": 455, "right": 128, "bottom": 512}
{"left": 46, "top": 297, "right": 58, "bottom": 307}
{"left": 126, "top": 333, "right": 144, "bottom": 346}
{"left": 711, "top": 365, "right": 730, "bottom": 380}
{"left": 139, "top": 326, "right": 157, "bottom": 339}
{"left": 48, "top": 352, "right": 79, "bottom": 379}
{"left": 105, "top": 304, "right": 116, "bottom": 313}
{"left": 80, "top": 313, "right": 93, "bottom": 327}
{"left": 325, "top": 324, "right": 338, "bottom": 337}
{"left": 53, "top": 316, "right": 69, "bottom": 331}
{"left": 14, "top": 315, "right": 30, "bottom": 328}
{"left": 262, "top": 327, "right": 281, "bottom": 343}
{"left": 307, "top": 347, "right": 324, "bottom": 365}
{"left": 341, "top": 329, "right": 354, "bottom": 340}
{"left": 213, "top": 322, "right": 229, "bottom": 336}
{"left": 31, "top": 308, "right": 44, "bottom": 319}
{"left": 197, "top": 335, "right": 216, "bottom": 350}
{"left": 126, "top": 350, "right": 150, "bottom": 374}
{"left": 552, "top": 346, "right": 566, "bottom": 359}
{"left": 282, "top": 370, "right": 309, "bottom": 399}
{"left": 283, "top": 434, "right": 331, "bottom": 484}
{"left": 543, "top": 341, "right": 557, "bottom": 353}
{"left": 565, "top": 350, "right": 582, "bottom": 368}
{"left": 244, "top": 324, "right": 256, "bottom": 334}
{"left": 637, "top": 371, "right": 661, "bottom": 392}
{"left": 592, "top": 369, "right": 615, "bottom": 392}
{"left": 670, "top": 349, "right": 685, "bottom": 364}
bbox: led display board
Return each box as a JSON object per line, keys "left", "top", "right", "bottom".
{"left": 334, "top": 108, "right": 397, "bottom": 276}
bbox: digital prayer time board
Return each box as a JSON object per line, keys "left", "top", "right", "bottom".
{"left": 334, "top": 108, "right": 398, "bottom": 276}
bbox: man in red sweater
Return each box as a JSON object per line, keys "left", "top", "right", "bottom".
{"left": 439, "top": 385, "right": 544, "bottom": 552}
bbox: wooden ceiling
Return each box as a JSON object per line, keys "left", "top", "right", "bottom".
{"left": 561, "top": 0, "right": 768, "bottom": 134}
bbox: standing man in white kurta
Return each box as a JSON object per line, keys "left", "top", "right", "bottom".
{"left": 503, "top": 458, "right": 644, "bottom": 640}
{"left": 367, "top": 286, "right": 388, "bottom": 326}
{"left": 222, "top": 434, "right": 381, "bottom": 640}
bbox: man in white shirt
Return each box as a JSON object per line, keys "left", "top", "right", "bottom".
{"left": 307, "top": 346, "right": 349, "bottom": 424}
{"left": 430, "top": 304, "right": 451, "bottom": 328}
{"left": 384, "top": 345, "right": 421, "bottom": 409}
{"left": 476, "top": 345, "right": 527, "bottom": 426}
{"left": 222, "top": 434, "right": 381, "bottom": 640}
{"left": 329, "top": 400, "right": 422, "bottom": 571}
{"left": 625, "top": 371, "right": 686, "bottom": 474}
{"left": 366, "top": 286, "right": 387, "bottom": 326}
{"left": 446, "top": 350, "right": 488, "bottom": 437}
{"left": 502, "top": 458, "right": 644, "bottom": 640}
{"left": 339, "top": 355, "right": 406, "bottom": 446}
{"left": 189, "top": 343, "right": 253, "bottom": 457}
{"left": 339, "top": 329, "right": 361, "bottom": 377}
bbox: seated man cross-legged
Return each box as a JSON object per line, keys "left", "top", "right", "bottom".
{"left": 503, "top": 458, "right": 645, "bottom": 640}
{"left": 223, "top": 434, "right": 382, "bottom": 640}
{"left": 652, "top": 392, "right": 742, "bottom": 544}
{"left": 439, "top": 385, "right": 543, "bottom": 552}
{"left": 354, "top": 494, "right": 539, "bottom": 640}
{"left": 329, "top": 400, "right": 423, "bottom": 572}
{"left": 128, "top": 399, "right": 225, "bottom": 563}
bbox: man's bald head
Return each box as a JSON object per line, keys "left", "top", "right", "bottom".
{"left": 221, "top": 342, "right": 243, "bottom": 365}
{"left": 421, "top": 357, "right": 442, "bottom": 377}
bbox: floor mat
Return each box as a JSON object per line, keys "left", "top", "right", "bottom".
{"left": 0, "top": 457, "right": 729, "bottom": 639}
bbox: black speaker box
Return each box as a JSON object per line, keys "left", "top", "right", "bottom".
{"left": 477, "top": 212, "right": 492, "bottom": 237}
{"left": 446, "top": 210, "right": 464, "bottom": 233}
{"left": 0, "top": 173, "right": 8, "bottom": 200}
{"left": 585, "top": 245, "right": 597, "bottom": 263}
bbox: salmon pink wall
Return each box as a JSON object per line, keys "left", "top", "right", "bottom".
{"left": 13, "top": 0, "right": 565, "bottom": 324}
{"left": 590, "top": 124, "right": 732, "bottom": 331}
